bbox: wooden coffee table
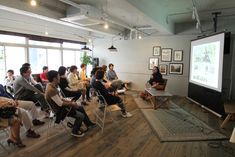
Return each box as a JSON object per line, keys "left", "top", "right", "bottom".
{"left": 145, "top": 87, "right": 172, "bottom": 110}
{"left": 220, "top": 101, "right": 235, "bottom": 128}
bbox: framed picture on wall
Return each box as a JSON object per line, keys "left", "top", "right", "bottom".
{"left": 169, "top": 63, "right": 183, "bottom": 75}
{"left": 159, "top": 64, "right": 167, "bottom": 75}
{"left": 161, "top": 48, "right": 172, "bottom": 62}
{"left": 173, "top": 50, "right": 183, "bottom": 61}
{"left": 149, "top": 57, "right": 159, "bottom": 70}
{"left": 153, "top": 46, "right": 161, "bottom": 56}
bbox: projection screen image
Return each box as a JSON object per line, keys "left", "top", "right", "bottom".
{"left": 190, "top": 33, "right": 225, "bottom": 92}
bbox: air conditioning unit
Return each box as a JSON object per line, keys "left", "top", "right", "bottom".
{"left": 61, "top": 5, "right": 104, "bottom": 27}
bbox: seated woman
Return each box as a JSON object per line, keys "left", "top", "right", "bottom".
{"left": 0, "top": 97, "right": 26, "bottom": 148}
{"left": 147, "top": 66, "right": 163, "bottom": 88}
{"left": 45, "top": 70, "right": 96, "bottom": 137}
{"left": 93, "top": 70, "right": 132, "bottom": 118}
{"left": 66, "top": 65, "right": 87, "bottom": 102}
{"left": 58, "top": 66, "right": 83, "bottom": 102}
{"left": 79, "top": 64, "right": 91, "bottom": 101}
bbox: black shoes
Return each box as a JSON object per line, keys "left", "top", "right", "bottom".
{"left": 7, "top": 139, "right": 26, "bottom": 148}
{"left": 32, "top": 119, "right": 45, "bottom": 126}
{"left": 26, "top": 129, "right": 40, "bottom": 138}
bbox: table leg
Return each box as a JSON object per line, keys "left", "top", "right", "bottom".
{"left": 220, "top": 114, "right": 232, "bottom": 129}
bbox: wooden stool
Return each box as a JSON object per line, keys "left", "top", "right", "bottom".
{"left": 220, "top": 101, "right": 235, "bottom": 129}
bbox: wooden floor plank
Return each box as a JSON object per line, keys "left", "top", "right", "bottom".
{"left": 1, "top": 92, "right": 234, "bottom": 157}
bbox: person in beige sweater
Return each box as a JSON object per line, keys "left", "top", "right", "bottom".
{"left": 0, "top": 97, "right": 25, "bottom": 148}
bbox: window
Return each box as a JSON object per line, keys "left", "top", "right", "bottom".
{"left": 63, "top": 50, "right": 76, "bottom": 67}
{"left": 48, "top": 49, "right": 61, "bottom": 71}
{"left": 29, "top": 48, "right": 47, "bottom": 73}
{"left": 29, "top": 40, "right": 60, "bottom": 48}
{"left": 62, "top": 42, "right": 82, "bottom": 49}
{"left": 5, "top": 46, "right": 26, "bottom": 76}
{"left": 0, "top": 34, "right": 26, "bottom": 44}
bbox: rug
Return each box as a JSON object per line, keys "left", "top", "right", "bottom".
{"left": 134, "top": 98, "right": 228, "bottom": 142}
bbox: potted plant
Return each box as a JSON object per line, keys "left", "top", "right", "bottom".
{"left": 80, "top": 52, "right": 92, "bottom": 65}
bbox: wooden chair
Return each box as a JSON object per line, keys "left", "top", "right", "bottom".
{"left": 153, "top": 78, "right": 167, "bottom": 90}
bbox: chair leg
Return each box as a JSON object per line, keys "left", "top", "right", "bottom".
{"left": 0, "top": 142, "right": 9, "bottom": 154}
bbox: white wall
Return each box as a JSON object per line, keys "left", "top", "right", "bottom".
{"left": 93, "top": 35, "right": 196, "bottom": 96}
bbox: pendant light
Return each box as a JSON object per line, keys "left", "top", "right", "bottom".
{"left": 108, "top": 37, "right": 117, "bottom": 52}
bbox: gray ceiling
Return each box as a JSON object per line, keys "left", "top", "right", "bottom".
{"left": 0, "top": 0, "right": 234, "bottom": 41}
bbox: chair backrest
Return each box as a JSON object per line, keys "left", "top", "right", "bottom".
{"left": 155, "top": 78, "right": 167, "bottom": 90}
{"left": 95, "top": 90, "right": 107, "bottom": 106}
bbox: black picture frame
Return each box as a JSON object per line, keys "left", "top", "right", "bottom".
{"left": 153, "top": 46, "right": 161, "bottom": 56}
{"left": 169, "top": 63, "right": 183, "bottom": 75}
{"left": 161, "top": 48, "right": 172, "bottom": 62}
{"left": 159, "top": 64, "right": 167, "bottom": 75}
{"left": 173, "top": 50, "right": 183, "bottom": 61}
{"left": 149, "top": 57, "right": 159, "bottom": 70}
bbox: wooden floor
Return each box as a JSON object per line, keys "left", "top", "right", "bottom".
{"left": 1, "top": 91, "right": 235, "bottom": 157}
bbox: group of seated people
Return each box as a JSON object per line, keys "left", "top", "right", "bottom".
{"left": 0, "top": 62, "right": 132, "bottom": 148}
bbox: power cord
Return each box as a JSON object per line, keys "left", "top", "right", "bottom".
{"left": 208, "top": 141, "right": 235, "bottom": 156}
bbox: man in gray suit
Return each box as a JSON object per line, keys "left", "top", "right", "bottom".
{"left": 14, "top": 66, "right": 49, "bottom": 112}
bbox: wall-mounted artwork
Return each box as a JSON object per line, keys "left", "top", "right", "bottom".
{"left": 149, "top": 57, "right": 159, "bottom": 70}
{"left": 159, "top": 64, "right": 167, "bottom": 75}
{"left": 153, "top": 46, "right": 161, "bottom": 56}
{"left": 169, "top": 63, "right": 183, "bottom": 75}
{"left": 173, "top": 50, "right": 183, "bottom": 61}
{"left": 161, "top": 48, "right": 172, "bottom": 62}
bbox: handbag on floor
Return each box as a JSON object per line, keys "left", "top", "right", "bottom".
{"left": 0, "top": 107, "right": 17, "bottom": 119}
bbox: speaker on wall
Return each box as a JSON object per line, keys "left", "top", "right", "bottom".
{"left": 92, "top": 58, "right": 99, "bottom": 67}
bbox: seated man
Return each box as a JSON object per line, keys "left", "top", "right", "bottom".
{"left": 106, "top": 63, "right": 129, "bottom": 90}
{"left": 39, "top": 66, "right": 49, "bottom": 87}
{"left": 13, "top": 66, "right": 50, "bottom": 112}
{"left": 45, "top": 70, "right": 96, "bottom": 137}
{"left": 94, "top": 69, "right": 132, "bottom": 118}
{"left": 4, "top": 69, "right": 16, "bottom": 95}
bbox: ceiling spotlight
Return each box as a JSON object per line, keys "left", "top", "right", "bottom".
{"left": 138, "top": 35, "right": 142, "bottom": 39}
{"left": 88, "top": 39, "right": 92, "bottom": 43}
{"left": 104, "top": 23, "right": 109, "bottom": 29}
{"left": 31, "top": 0, "right": 37, "bottom": 6}
{"left": 45, "top": 31, "right": 48, "bottom": 35}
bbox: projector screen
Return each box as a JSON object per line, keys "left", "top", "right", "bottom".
{"left": 189, "top": 33, "right": 225, "bottom": 92}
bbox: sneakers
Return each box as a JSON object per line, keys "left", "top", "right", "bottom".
{"left": 32, "top": 119, "right": 45, "bottom": 126}
{"left": 71, "top": 131, "right": 85, "bottom": 137}
{"left": 26, "top": 129, "right": 40, "bottom": 138}
{"left": 121, "top": 112, "right": 132, "bottom": 118}
{"left": 88, "top": 123, "right": 96, "bottom": 129}
{"left": 67, "top": 122, "right": 74, "bottom": 128}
